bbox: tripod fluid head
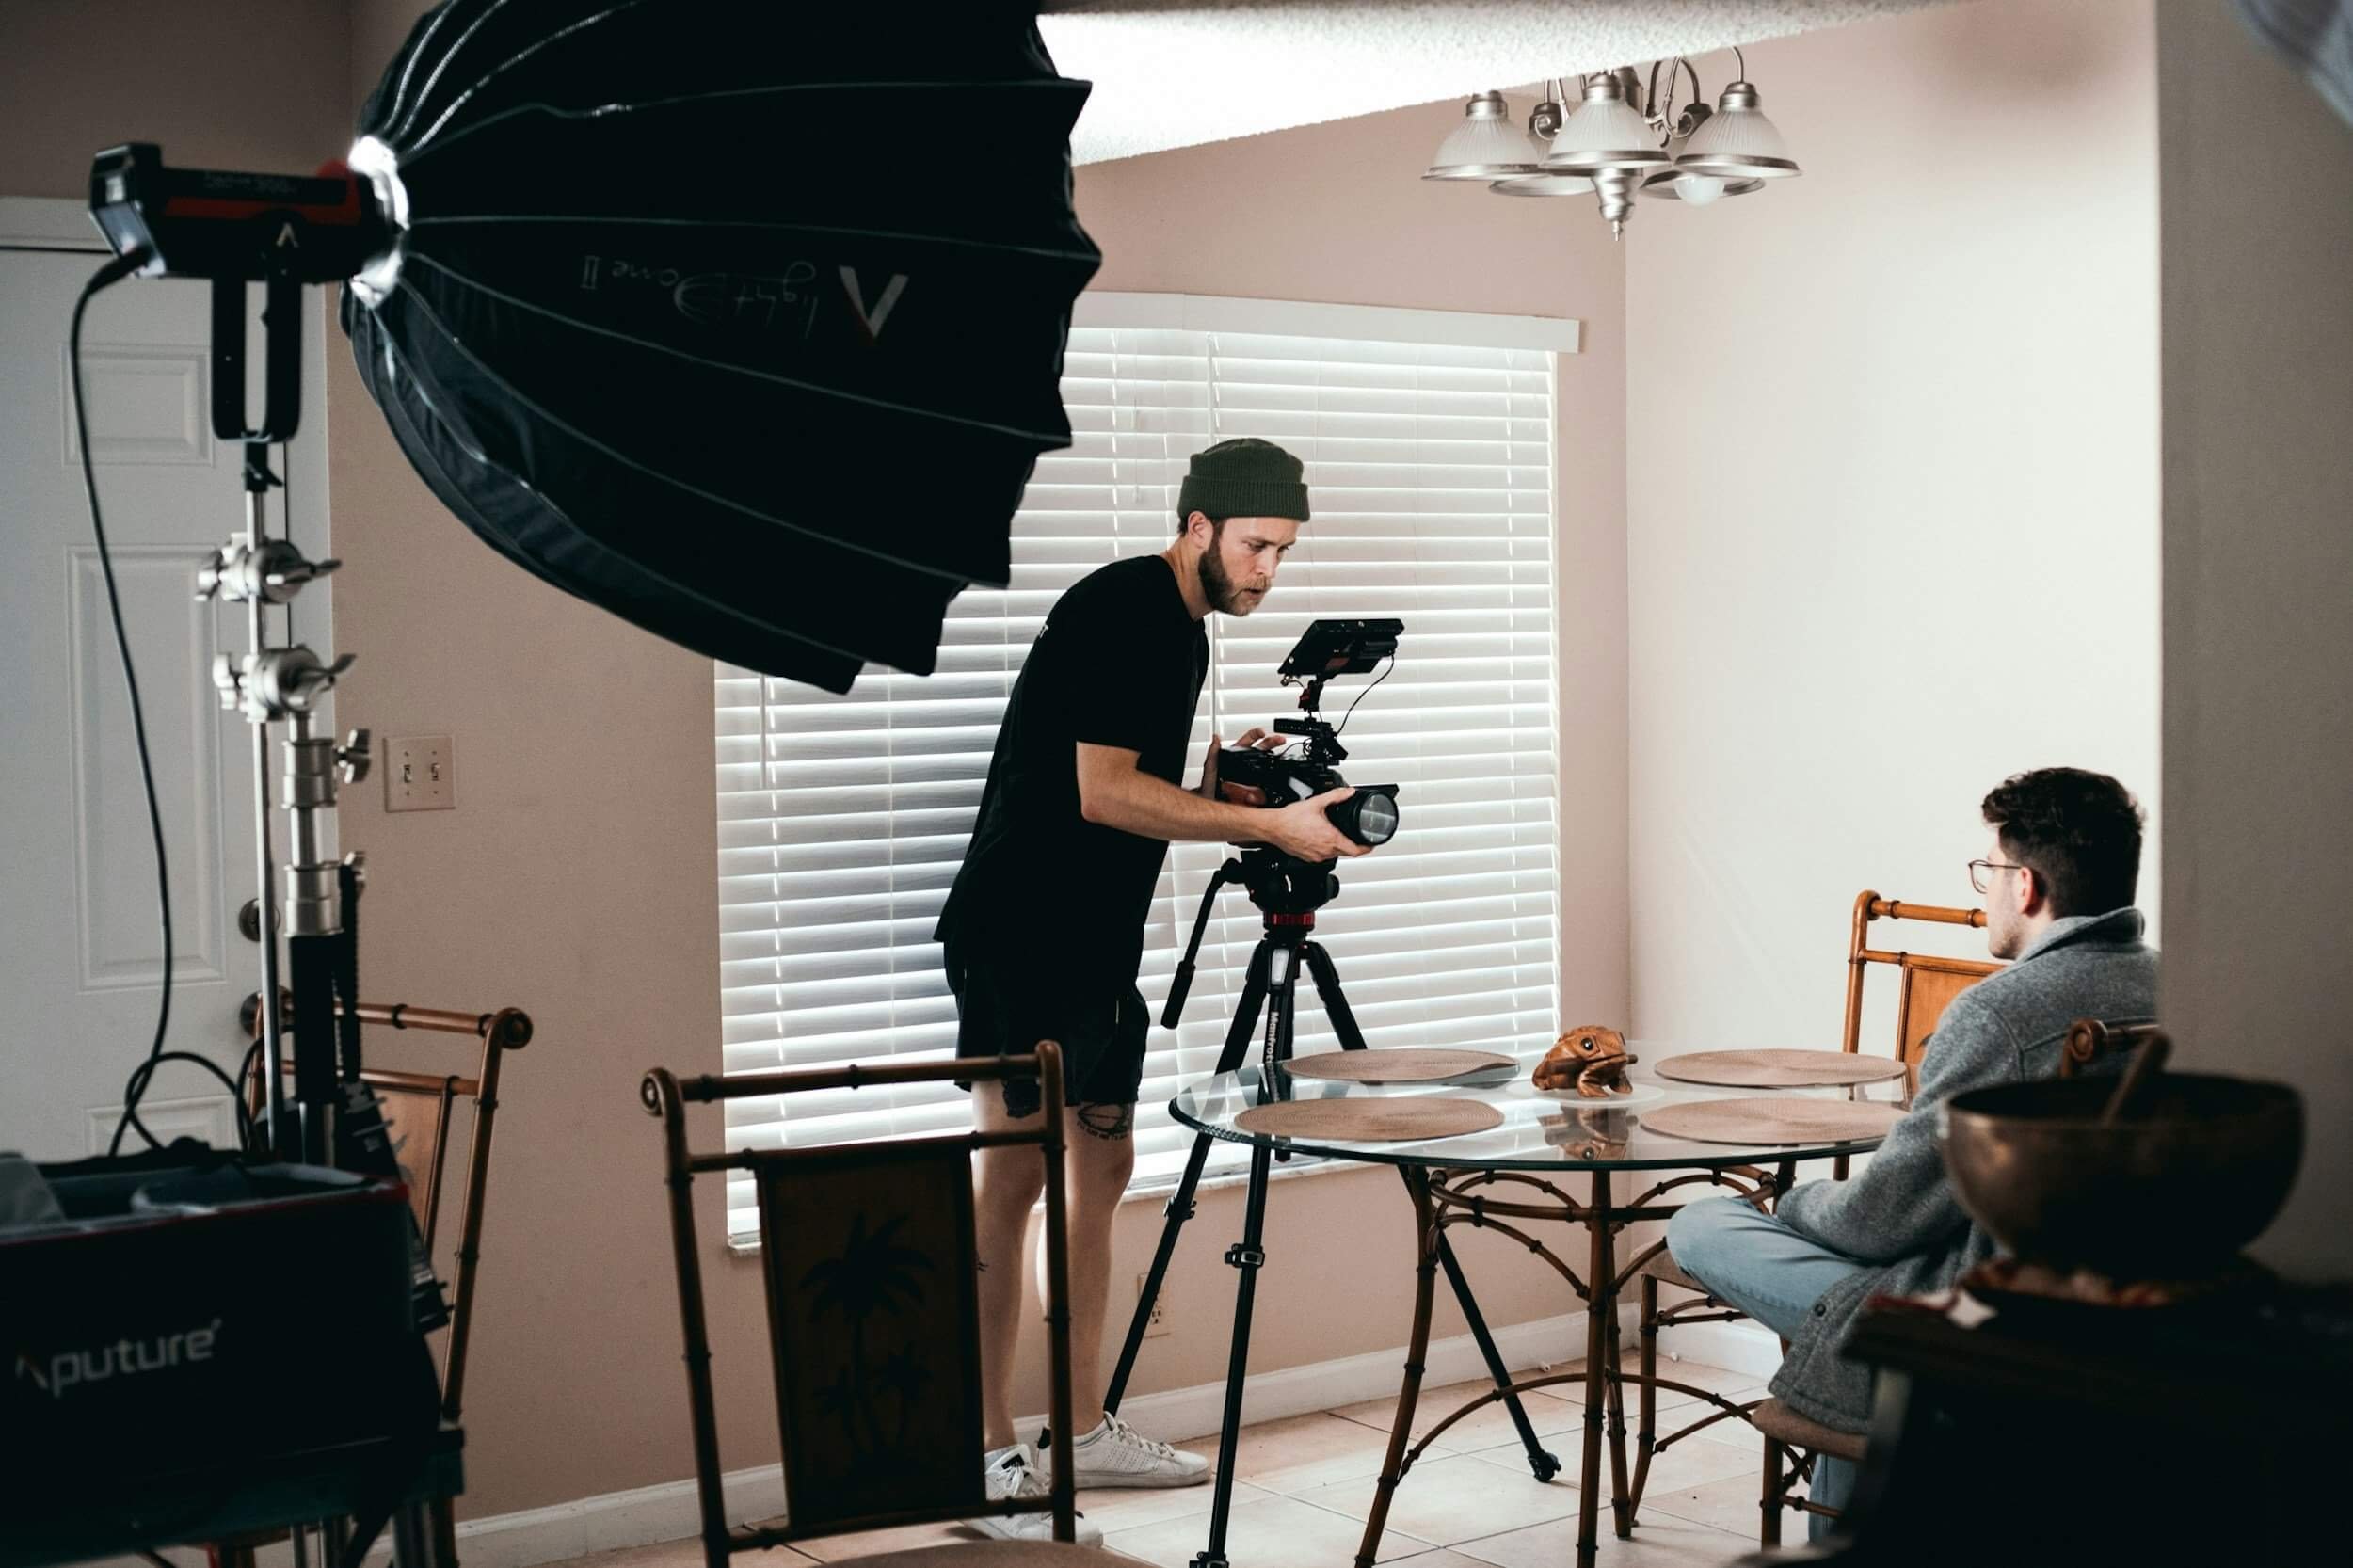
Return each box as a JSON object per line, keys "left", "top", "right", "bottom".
{"left": 1161, "top": 848, "right": 1344, "bottom": 1029}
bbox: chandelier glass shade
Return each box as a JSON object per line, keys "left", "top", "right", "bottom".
{"left": 1540, "top": 72, "right": 1672, "bottom": 174}
{"left": 1424, "top": 90, "right": 1545, "bottom": 180}
{"left": 1673, "top": 80, "right": 1801, "bottom": 180}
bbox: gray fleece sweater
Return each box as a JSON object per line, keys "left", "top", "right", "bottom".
{"left": 1768, "top": 906, "right": 2159, "bottom": 1431}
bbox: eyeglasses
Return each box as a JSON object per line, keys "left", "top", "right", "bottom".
{"left": 1967, "top": 858, "right": 2027, "bottom": 896}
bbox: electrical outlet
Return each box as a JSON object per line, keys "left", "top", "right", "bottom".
{"left": 385, "top": 735, "right": 455, "bottom": 811}
{"left": 1137, "top": 1274, "right": 1170, "bottom": 1338}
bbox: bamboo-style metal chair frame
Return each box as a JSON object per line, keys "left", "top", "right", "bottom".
{"left": 217, "top": 997, "right": 533, "bottom": 1568}
{"left": 641, "top": 1046, "right": 1087, "bottom": 1564}
{"left": 1631, "top": 890, "right": 1999, "bottom": 1544}
{"left": 239, "top": 999, "right": 533, "bottom": 1427}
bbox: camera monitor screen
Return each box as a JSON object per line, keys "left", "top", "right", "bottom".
{"left": 1277, "top": 618, "right": 1402, "bottom": 680}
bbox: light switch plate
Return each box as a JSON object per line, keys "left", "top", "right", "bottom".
{"left": 386, "top": 734, "right": 455, "bottom": 811}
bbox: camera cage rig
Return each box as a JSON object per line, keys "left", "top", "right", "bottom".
{"left": 1265, "top": 616, "right": 1401, "bottom": 767}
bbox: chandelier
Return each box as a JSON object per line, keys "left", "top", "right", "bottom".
{"left": 1423, "top": 50, "right": 1801, "bottom": 240}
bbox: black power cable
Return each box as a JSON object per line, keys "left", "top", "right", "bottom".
{"left": 69, "top": 248, "right": 189, "bottom": 1157}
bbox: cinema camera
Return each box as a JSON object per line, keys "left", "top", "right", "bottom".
{"left": 1215, "top": 617, "right": 1402, "bottom": 852}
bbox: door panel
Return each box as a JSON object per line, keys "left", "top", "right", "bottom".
{"left": 1, "top": 198, "right": 331, "bottom": 1160}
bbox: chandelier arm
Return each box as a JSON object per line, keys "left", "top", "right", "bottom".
{"left": 1679, "top": 56, "right": 1705, "bottom": 108}
{"left": 1735, "top": 43, "right": 1748, "bottom": 80}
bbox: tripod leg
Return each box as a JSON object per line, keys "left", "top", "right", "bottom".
{"left": 1433, "top": 1220, "right": 1563, "bottom": 1482}
{"left": 1301, "top": 942, "right": 1369, "bottom": 1052}
{"left": 1104, "top": 1128, "right": 1212, "bottom": 1416}
{"left": 1108, "top": 949, "right": 1273, "bottom": 1416}
{"left": 1191, "top": 1143, "right": 1273, "bottom": 1568}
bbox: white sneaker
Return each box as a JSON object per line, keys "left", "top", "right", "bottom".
{"left": 968, "top": 1443, "right": 1103, "bottom": 1546}
{"left": 1061, "top": 1413, "right": 1212, "bottom": 1490}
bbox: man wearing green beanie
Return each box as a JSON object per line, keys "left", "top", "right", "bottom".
{"left": 935, "top": 437, "right": 1371, "bottom": 1539}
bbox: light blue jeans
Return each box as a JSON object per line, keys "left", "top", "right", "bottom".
{"left": 1664, "top": 1195, "right": 1871, "bottom": 1542}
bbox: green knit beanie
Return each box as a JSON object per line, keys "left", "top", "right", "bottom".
{"left": 1176, "top": 437, "right": 1310, "bottom": 524}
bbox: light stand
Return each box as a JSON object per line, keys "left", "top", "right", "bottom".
{"left": 200, "top": 438, "right": 364, "bottom": 1162}
{"left": 85, "top": 143, "right": 452, "bottom": 1568}
{"left": 1104, "top": 849, "right": 1561, "bottom": 1568}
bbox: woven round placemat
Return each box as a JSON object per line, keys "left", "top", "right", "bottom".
{"left": 1282, "top": 1048, "right": 1515, "bottom": 1084}
{"left": 1655, "top": 1048, "right": 1908, "bottom": 1089}
{"left": 1234, "top": 1096, "right": 1505, "bottom": 1143}
{"left": 1639, "top": 1096, "right": 1903, "bottom": 1146}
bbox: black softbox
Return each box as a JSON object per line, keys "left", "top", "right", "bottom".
{"left": 342, "top": 0, "right": 1099, "bottom": 692}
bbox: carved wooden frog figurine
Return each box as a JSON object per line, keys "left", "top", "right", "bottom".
{"left": 1532, "top": 1025, "right": 1637, "bottom": 1098}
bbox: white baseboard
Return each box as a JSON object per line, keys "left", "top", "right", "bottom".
{"left": 296, "top": 1304, "right": 1641, "bottom": 1568}
{"left": 1656, "top": 1319, "right": 1784, "bottom": 1382}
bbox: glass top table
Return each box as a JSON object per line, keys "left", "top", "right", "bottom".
{"left": 1172, "top": 1038, "right": 1905, "bottom": 1172}
{"left": 1166, "top": 1038, "right": 1904, "bottom": 1568}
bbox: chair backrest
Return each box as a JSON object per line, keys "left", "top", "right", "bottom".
{"left": 642, "top": 1047, "right": 1077, "bottom": 1563}
{"left": 243, "top": 998, "right": 533, "bottom": 1424}
{"left": 1841, "top": 892, "right": 2004, "bottom": 1087}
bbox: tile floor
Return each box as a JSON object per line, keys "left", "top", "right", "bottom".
{"left": 554, "top": 1354, "right": 1778, "bottom": 1568}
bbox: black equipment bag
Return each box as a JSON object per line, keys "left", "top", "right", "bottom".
{"left": 0, "top": 1149, "right": 445, "bottom": 1563}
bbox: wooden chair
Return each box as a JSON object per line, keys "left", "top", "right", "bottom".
{"left": 1837, "top": 892, "right": 2004, "bottom": 1104}
{"left": 218, "top": 998, "right": 533, "bottom": 1568}
{"left": 642, "top": 1046, "right": 1094, "bottom": 1566}
{"left": 1630, "top": 891, "right": 1998, "bottom": 1543}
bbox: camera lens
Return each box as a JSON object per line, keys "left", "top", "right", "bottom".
{"left": 1335, "top": 790, "right": 1400, "bottom": 847}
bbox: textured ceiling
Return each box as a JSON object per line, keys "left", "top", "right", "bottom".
{"left": 1040, "top": 0, "right": 1961, "bottom": 163}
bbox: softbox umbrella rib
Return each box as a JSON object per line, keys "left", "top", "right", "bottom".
{"left": 365, "top": 280, "right": 968, "bottom": 677}
{"left": 396, "top": 0, "right": 655, "bottom": 153}
{"left": 398, "top": 76, "right": 1100, "bottom": 166}
{"left": 374, "top": 270, "right": 1026, "bottom": 609}
{"left": 403, "top": 252, "right": 1080, "bottom": 448}
{"left": 406, "top": 214, "right": 1102, "bottom": 267}
{"left": 344, "top": 0, "right": 1098, "bottom": 688}
{"left": 351, "top": 301, "right": 873, "bottom": 691}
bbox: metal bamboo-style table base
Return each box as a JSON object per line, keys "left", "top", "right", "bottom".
{"left": 1353, "top": 1162, "right": 1788, "bottom": 1568}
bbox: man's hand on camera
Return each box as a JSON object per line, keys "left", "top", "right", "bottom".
{"left": 1198, "top": 728, "right": 1281, "bottom": 805}
{"left": 1264, "top": 787, "right": 1371, "bottom": 861}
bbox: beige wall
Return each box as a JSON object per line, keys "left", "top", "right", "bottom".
{"left": 0, "top": 1, "right": 350, "bottom": 200}
{"left": 1624, "top": 0, "right": 2164, "bottom": 1055}
{"left": 2155, "top": 0, "right": 2353, "bottom": 1273}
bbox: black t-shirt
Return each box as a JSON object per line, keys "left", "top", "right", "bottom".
{"left": 935, "top": 554, "right": 1209, "bottom": 982}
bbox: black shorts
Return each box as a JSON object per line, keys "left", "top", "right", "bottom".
{"left": 946, "top": 948, "right": 1148, "bottom": 1118}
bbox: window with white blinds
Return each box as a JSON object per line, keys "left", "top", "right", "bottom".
{"left": 715, "top": 294, "right": 1567, "bottom": 1239}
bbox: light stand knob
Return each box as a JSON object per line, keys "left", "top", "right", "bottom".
{"left": 337, "top": 728, "right": 372, "bottom": 784}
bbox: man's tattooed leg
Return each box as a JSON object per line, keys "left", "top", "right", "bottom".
{"left": 1000, "top": 1077, "right": 1043, "bottom": 1120}
{"left": 1076, "top": 1102, "right": 1134, "bottom": 1141}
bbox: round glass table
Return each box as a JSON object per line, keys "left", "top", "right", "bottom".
{"left": 1171, "top": 1043, "right": 1903, "bottom": 1568}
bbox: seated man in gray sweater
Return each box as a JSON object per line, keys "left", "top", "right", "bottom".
{"left": 1667, "top": 767, "right": 2157, "bottom": 1535}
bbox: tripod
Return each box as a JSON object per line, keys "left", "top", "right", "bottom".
{"left": 1103, "top": 848, "right": 1560, "bottom": 1568}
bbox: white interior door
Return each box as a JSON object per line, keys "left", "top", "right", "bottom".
{"left": 0, "top": 197, "right": 331, "bottom": 1161}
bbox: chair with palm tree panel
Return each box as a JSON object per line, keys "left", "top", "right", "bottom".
{"left": 642, "top": 1045, "right": 1092, "bottom": 1566}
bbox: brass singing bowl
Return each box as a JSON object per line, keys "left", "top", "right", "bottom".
{"left": 1938, "top": 1074, "right": 2303, "bottom": 1278}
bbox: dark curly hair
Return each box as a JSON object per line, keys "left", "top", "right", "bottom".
{"left": 1979, "top": 767, "right": 2145, "bottom": 918}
